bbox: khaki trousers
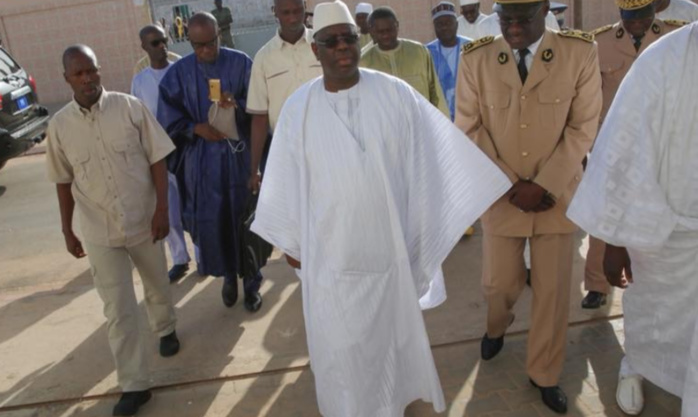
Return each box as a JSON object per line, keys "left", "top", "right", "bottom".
{"left": 584, "top": 235, "right": 611, "bottom": 294}
{"left": 482, "top": 233, "right": 574, "bottom": 386}
{"left": 84, "top": 239, "right": 177, "bottom": 392}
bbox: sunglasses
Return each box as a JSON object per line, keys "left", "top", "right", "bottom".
{"left": 497, "top": 3, "right": 544, "bottom": 26}
{"left": 315, "top": 34, "right": 360, "bottom": 48}
{"left": 150, "top": 38, "right": 168, "bottom": 48}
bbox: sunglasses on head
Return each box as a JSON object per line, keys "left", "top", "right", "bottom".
{"left": 315, "top": 34, "right": 359, "bottom": 48}
{"left": 150, "top": 38, "right": 168, "bottom": 48}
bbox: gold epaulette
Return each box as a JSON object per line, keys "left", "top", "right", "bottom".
{"left": 590, "top": 24, "right": 613, "bottom": 36}
{"left": 663, "top": 19, "right": 689, "bottom": 27}
{"left": 462, "top": 36, "right": 494, "bottom": 55}
{"left": 558, "top": 29, "right": 594, "bottom": 43}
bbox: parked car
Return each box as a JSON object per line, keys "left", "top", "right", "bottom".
{"left": 0, "top": 47, "right": 49, "bottom": 170}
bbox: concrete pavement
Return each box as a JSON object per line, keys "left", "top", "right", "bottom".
{"left": 0, "top": 154, "right": 682, "bottom": 416}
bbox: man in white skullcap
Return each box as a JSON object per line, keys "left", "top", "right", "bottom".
{"left": 427, "top": 1, "right": 471, "bottom": 121}
{"left": 251, "top": 1, "right": 511, "bottom": 415}
{"left": 458, "top": 0, "right": 489, "bottom": 39}
{"left": 355, "top": 2, "right": 374, "bottom": 49}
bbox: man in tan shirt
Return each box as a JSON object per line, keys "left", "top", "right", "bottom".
{"left": 247, "top": 0, "right": 322, "bottom": 193}
{"left": 581, "top": 0, "right": 686, "bottom": 309}
{"left": 46, "top": 45, "right": 179, "bottom": 417}
{"left": 455, "top": 0, "right": 602, "bottom": 413}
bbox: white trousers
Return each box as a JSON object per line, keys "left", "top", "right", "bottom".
{"left": 166, "top": 173, "right": 191, "bottom": 265}
{"left": 84, "top": 239, "right": 177, "bottom": 392}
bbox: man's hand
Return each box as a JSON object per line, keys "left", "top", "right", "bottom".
{"left": 603, "top": 244, "right": 633, "bottom": 288}
{"left": 532, "top": 193, "right": 556, "bottom": 212}
{"left": 248, "top": 172, "right": 262, "bottom": 195}
{"left": 285, "top": 254, "right": 301, "bottom": 269}
{"left": 151, "top": 208, "right": 170, "bottom": 243}
{"left": 219, "top": 92, "right": 238, "bottom": 110}
{"left": 194, "top": 123, "right": 227, "bottom": 141}
{"left": 64, "top": 230, "right": 86, "bottom": 258}
{"left": 509, "top": 181, "right": 548, "bottom": 212}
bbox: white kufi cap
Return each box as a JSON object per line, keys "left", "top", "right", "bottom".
{"left": 460, "top": 0, "right": 480, "bottom": 5}
{"left": 355, "top": 2, "right": 373, "bottom": 15}
{"left": 314, "top": 1, "right": 357, "bottom": 34}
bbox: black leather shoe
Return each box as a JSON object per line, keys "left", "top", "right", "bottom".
{"left": 481, "top": 333, "right": 504, "bottom": 360}
{"left": 159, "top": 331, "right": 180, "bottom": 357}
{"left": 113, "top": 390, "right": 152, "bottom": 416}
{"left": 530, "top": 379, "right": 568, "bottom": 414}
{"left": 244, "top": 291, "right": 263, "bottom": 312}
{"left": 222, "top": 280, "right": 239, "bottom": 307}
{"left": 581, "top": 291, "right": 607, "bottom": 309}
{"left": 168, "top": 263, "right": 189, "bottom": 283}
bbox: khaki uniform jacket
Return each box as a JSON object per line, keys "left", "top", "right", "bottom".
{"left": 455, "top": 30, "right": 602, "bottom": 237}
{"left": 595, "top": 20, "right": 683, "bottom": 123}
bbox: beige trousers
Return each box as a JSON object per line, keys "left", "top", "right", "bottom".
{"left": 584, "top": 235, "right": 611, "bottom": 294}
{"left": 482, "top": 233, "right": 574, "bottom": 386}
{"left": 84, "top": 239, "right": 177, "bottom": 392}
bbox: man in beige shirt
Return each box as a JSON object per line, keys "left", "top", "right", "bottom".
{"left": 247, "top": 0, "right": 322, "bottom": 192}
{"left": 46, "top": 45, "right": 179, "bottom": 417}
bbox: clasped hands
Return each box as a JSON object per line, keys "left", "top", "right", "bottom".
{"left": 508, "top": 180, "right": 555, "bottom": 213}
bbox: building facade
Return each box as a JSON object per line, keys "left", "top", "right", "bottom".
{"left": 1, "top": 0, "right": 682, "bottom": 105}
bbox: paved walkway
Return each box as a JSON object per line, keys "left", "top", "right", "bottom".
{"left": 0, "top": 155, "right": 683, "bottom": 416}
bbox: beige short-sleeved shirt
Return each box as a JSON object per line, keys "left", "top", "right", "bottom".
{"left": 46, "top": 90, "right": 175, "bottom": 248}
{"left": 246, "top": 27, "right": 322, "bottom": 131}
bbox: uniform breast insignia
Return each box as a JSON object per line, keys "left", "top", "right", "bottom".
{"left": 541, "top": 49, "right": 554, "bottom": 62}
{"left": 652, "top": 23, "right": 661, "bottom": 34}
{"left": 498, "top": 52, "right": 509, "bottom": 64}
{"left": 664, "top": 19, "right": 689, "bottom": 27}
{"left": 591, "top": 24, "right": 613, "bottom": 36}
{"left": 462, "top": 36, "right": 495, "bottom": 55}
{"left": 558, "top": 29, "right": 594, "bottom": 43}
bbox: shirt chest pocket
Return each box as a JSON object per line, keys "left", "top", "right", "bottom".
{"left": 266, "top": 68, "right": 292, "bottom": 91}
{"left": 538, "top": 86, "right": 575, "bottom": 129}
{"left": 70, "top": 150, "right": 92, "bottom": 182}
{"left": 112, "top": 140, "right": 146, "bottom": 170}
{"left": 600, "top": 60, "right": 626, "bottom": 77}
{"left": 481, "top": 91, "right": 510, "bottom": 135}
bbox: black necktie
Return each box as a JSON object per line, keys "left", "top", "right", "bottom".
{"left": 633, "top": 37, "right": 643, "bottom": 52}
{"left": 518, "top": 48, "right": 530, "bottom": 84}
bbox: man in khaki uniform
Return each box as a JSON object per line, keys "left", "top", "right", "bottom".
{"left": 581, "top": 0, "right": 687, "bottom": 309}
{"left": 455, "top": 0, "right": 602, "bottom": 413}
{"left": 47, "top": 45, "right": 180, "bottom": 416}
{"left": 212, "top": 0, "right": 235, "bottom": 48}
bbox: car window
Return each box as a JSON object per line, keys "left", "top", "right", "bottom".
{"left": 0, "top": 49, "right": 20, "bottom": 77}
